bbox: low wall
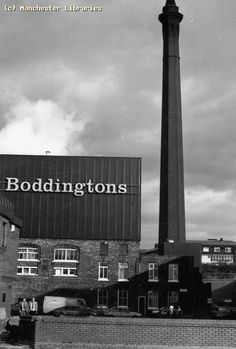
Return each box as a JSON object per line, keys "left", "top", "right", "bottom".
{"left": 20, "top": 316, "right": 236, "bottom": 349}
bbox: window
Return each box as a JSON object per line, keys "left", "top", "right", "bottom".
{"left": 148, "top": 263, "right": 159, "bottom": 281}
{"left": 135, "top": 262, "right": 140, "bottom": 275}
{"left": 17, "top": 267, "right": 38, "bottom": 275}
{"left": 211, "top": 254, "right": 233, "bottom": 264}
{"left": 54, "top": 248, "right": 78, "bottom": 262}
{"left": 53, "top": 267, "right": 77, "bottom": 277}
{"left": 119, "top": 244, "right": 128, "bottom": 256}
{"left": 2, "top": 293, "right": 6, "bottom": 303}
{"left": 225, "top": 247, "right": 232, "bottom": 253}
{"left": 168, "top": 264, "right": 178, "bottom": 282}
{"left": 18, "top": 247, "right": 39, "bottom": 260}
{"left": 100, "top": 243, "right": 108, "bottom": 256}
{"left": 148, "top": 290, "right": 158, "bottom": 309}
{"left": 202, "top": 247, "right": 209, "bottom": 252}
{"left": 1, "top": 222, "right": 7, "bottom": 247}
{"left": 118, "top": 289, "right": 128, "bottom": 307}
{"left": 98, "top": 262, "right": 108, "bottom": 280}
{"left": 214, "top": 247, "right": 220, "bottom": 253}
{"left": 168, "top": 291, "right": 178, "bottom": 305}
{"left": 118, "top": 263, "right": 128, "bottom": 281}
{"left": 97, "top": 289, "right": 108, "bottom": 306}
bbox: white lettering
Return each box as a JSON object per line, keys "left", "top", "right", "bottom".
{"left": 95, "top": 183, "right": 106, "bottom": 193}
{"left": 43, "top": 179, "right": 53, "bottom": 192}
{"left": 6, "top": 177, "right": 19, "bottom": 191}
{"left": 74, "top": 183, "right": 85, "bottom": 196}
{"left": 20, "top": 181, "right": 31, "bottom": 191}
{"left": 62, "top": 182, "right": 73, "bottom": 193}
{"left": 87, "top": 179, "right": 94, "bottom": 193}
{"left": 32, "top": 178, "right": 43, "bottom": 192}
{"left": 118, "top": 184, "right": 127, "bottom": 194}
{"left": 5, "top": 177, "right": 128, "bottom": 196}
{"left": 55, "top": 179, "right": 61, "bottom": 192}
{"left": 106, "top": 183, "right": 117, "bottom": 194}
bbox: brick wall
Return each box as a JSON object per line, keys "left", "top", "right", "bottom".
{"left": 13, "top": 239, "right": 140, "bottom": 307}
{"left": 21, "top": 316, "right": 236, "bottom": 348}
{"left": 0, "top": 219, "right": 20, "bottom": 319}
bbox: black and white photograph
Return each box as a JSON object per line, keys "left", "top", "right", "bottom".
{"left": 0, "top": 0, "right": 236, "bottom": 348}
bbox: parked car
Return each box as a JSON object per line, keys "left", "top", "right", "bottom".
{"left": 90, "top": 304, "right": 109, "bottom": 316}
{"left": 210, "top": 303, "right": 236, "bottom": 319}
{"left": 43, "top": 296, "right": 87, "bottom": 314}
{"left": 147, "top": 307, "right": 171, "bottom": 318}
{"left": 106, "top": 306, "right": 141, "bottom": 318}
{"left": 50, "top": 305, "right": 90, "bottom": 317}
{"left": 147, "top": 305, "right": 182, "bottom": 318}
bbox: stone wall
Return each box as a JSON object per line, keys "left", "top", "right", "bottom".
{"left": 20, "top": 316, "right": 236, "bottom": 348}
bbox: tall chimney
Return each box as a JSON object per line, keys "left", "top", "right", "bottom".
{"left": 158, "top": 0, "right": 186, "bottom": 254}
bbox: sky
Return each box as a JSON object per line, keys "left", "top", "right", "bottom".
{"left": 1, "top": 0, "right": 236, "bottom": 248}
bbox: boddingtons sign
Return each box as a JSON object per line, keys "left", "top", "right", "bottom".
{"left": 5, "top": 177, "right": 128, "bottom": 197}
{"left": 0, "top": 155, "right": 141, "bottom": 241}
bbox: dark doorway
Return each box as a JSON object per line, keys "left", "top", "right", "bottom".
{"left": 138, "top": 296, "right": 146, "bottom": 316}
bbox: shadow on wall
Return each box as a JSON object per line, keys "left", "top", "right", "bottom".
{"left": 31, "top": 256, "right": 211, "bottom": 317}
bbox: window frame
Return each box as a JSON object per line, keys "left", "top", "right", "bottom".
{"left": 148, "top": 290, "right": 159, "bottom": 309}
{"left": 168, "top": 264, "right": 179, "bottom": 282}
{"left": 97, "top": 288, "right": 108, "bottom": 306}
{"left": 202, "top": 246, "right": 209, "bottom": 253}
{"left": 117, "top": 289, "right": 128, "bottom": 307}
{"left": 118, "top": 262, "right": 129, "bottom": 281}
{"left": 168, "top": 290, "right": 178, "bottom": 305}
{"left": 214, "top": 247, "right": 220, "bottom": 253}
{"left": 98, "top": 262, "right": 109, "bottom": 281}
{"left": 53, "top": 267, "right": 77, "bottom": 277}
{"left": 211, "top": 254, "right": 234, "bottom": 264}
{"left": 18, "top": 247, "right": 39, "bottom": 261}
{"left": 225, "top": 247, "right": 232, "bottom": 253}
{"left": 100, "top": 242, "right": 108, "bottom": 256}
{"left": 53, "top": 248, "right": 78, "bottom": 262}
{"left": 148, "top": 263, "right": 159, "bottom": 281}
{"left": 119, "top": 244, "right": 128, "bottom": 256}
{"left": 17, "top": 266, "right": 38, "bottom": 276}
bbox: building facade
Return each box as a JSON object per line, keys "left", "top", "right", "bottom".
{"left": 0, "top": 195, "right": 21, "bottom": 330}
{"left": 0, "top": 155, "right": 141, "bottom": 308}
{"left": 164, "top": 239, "right": 236, "bottom": 304}
{"left": 135, "top": 248, "right": 210, "bottom": 316}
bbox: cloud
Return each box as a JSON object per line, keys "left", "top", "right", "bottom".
{"left": 186, "top": 187, "right": 236, "bottom": 241}
{"left": 1, "top": 0, "right": 236, "bottom": 248}
{"left": 0, "top": 99, "right": 86, "bottom": 155}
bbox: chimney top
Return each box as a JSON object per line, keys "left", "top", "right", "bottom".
{"left": 165, "top": 0, "right": 176, "bottom": 5}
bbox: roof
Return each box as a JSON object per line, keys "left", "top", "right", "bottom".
{"left": 186, "top": 240, "right": 236, "bottom": 246}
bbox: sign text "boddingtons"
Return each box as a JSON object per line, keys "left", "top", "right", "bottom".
{"left": 5, "top": 178, "right": 127, "bottom": 197}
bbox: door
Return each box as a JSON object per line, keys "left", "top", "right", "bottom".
{"left": 138, "top": 296, "right": 146, "bottom": 316}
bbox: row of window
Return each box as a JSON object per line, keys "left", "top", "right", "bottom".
{"left": 211, "top": 254, "right": 234, "bottom": 263}
{"left": 202, "top": 246, "right": 233, "bottom": 253}
{"left": 17, "top": 263, "right": 130, "bottom": 280}
{"left": 18, "top": 245, "right": 129, "bottom": 261}
{"left": 17, "top": 262, "right": 179, "bottom": 282}
{"left": 149, "top": 263, "right": 178, "bottom": 282}
{"left": 97, "top": 289, "right": 178, "bottom": 309}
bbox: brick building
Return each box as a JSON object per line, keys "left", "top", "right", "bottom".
{"left": 0, "top": 195, "right": 21, "bottom": 330}
{"left": 135, "top": 248, "right": 210, "bottom": 315}
{"left": 0, "top": 154, "right": 141, "bottom": 309}
{"left": 164, "top": 239, "right": 236, "bottom": 304}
